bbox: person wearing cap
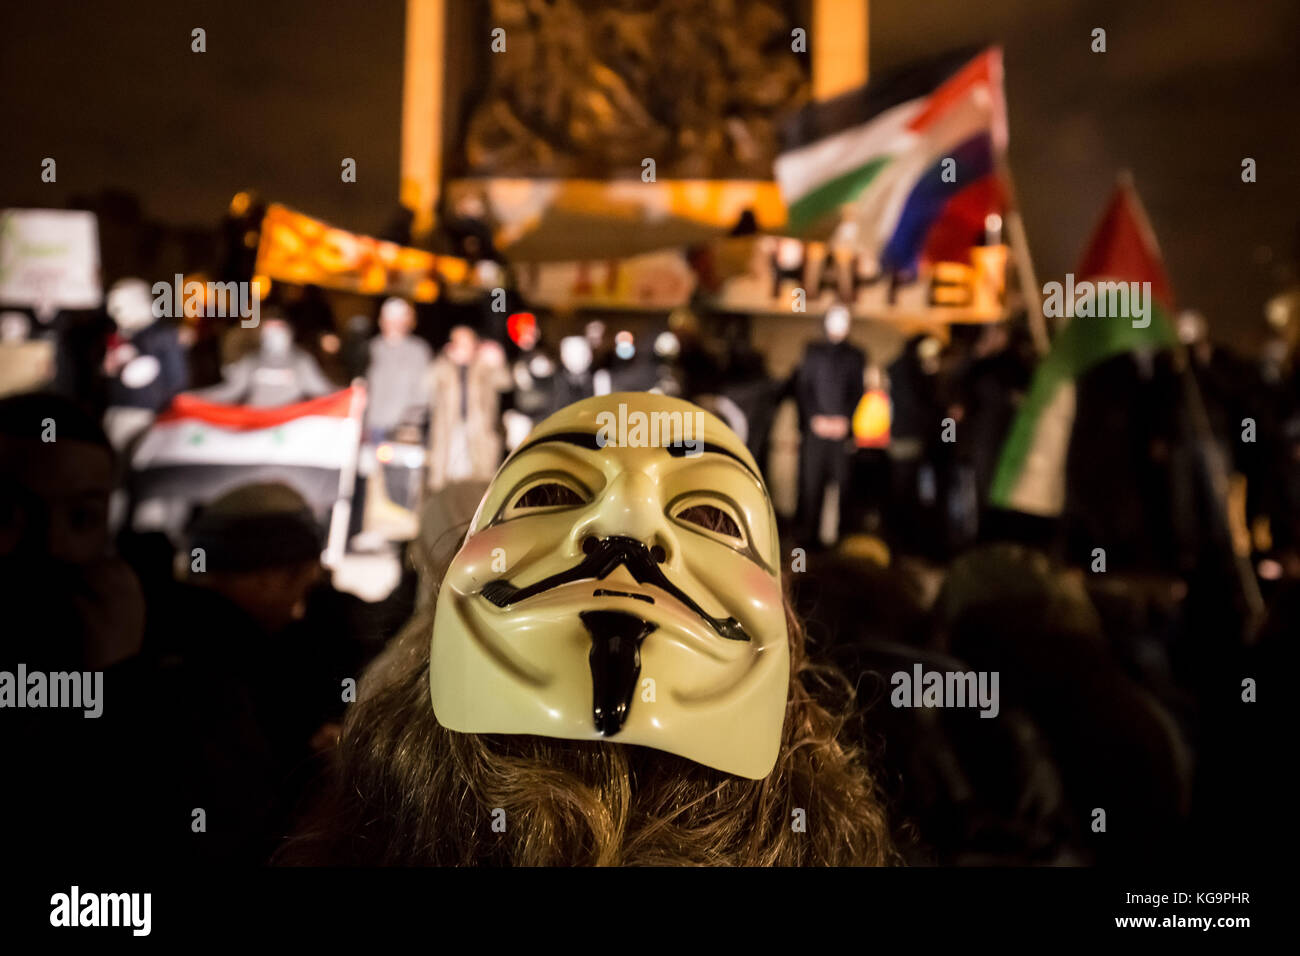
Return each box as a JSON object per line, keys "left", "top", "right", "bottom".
{"left": 123, "top": 482, "right": 332, "bottom": 864}
{"left": 185, "top": 482, "right": 324, "bottom": 634}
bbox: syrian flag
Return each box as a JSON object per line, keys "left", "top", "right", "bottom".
{"left": 131, "top": 386, "right": 365, "bottom": 514}
{"left": 989, "top": 178, "right": 1176, "bottom": 516}
{"left": 774, "top": 47, "right": 1007, "bottom": 272}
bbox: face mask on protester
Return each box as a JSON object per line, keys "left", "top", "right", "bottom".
{"left": 824, "top": 304, "right": 851, "bottom": 343}
{"left": 429, "top": 393, "right": 790, "bottom": 779}
{"left": 106, "top": 279, "right": 156, "bottom": 335}
{"left": 560, "top": 336, "right": 592, "bottom": 375}
{"left": 261, "top": 323, "right": 293, "bottom": 357}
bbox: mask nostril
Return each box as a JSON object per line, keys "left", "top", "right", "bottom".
{"left": 651, "top": 544, "right": 667, "bottom": 564}
{"left": 582, "top": 535, "right": 599, "bottom": 555}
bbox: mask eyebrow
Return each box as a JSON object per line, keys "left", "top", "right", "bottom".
{"left": 510, "top": 430, "right": 761, "bottom": 480}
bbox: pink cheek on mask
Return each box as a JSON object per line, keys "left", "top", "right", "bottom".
{"left": 740, "top": 565, "right": 781, "bottom": 613}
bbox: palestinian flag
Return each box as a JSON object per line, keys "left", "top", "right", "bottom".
{"left": 774, "top": 47, "right": 1007, "bottom": 272}
{"left": 989, "top": 178, "right": 1176, "bottom": 516}
{"left": 131, "top": 386, "right": 364, "bottom": 513}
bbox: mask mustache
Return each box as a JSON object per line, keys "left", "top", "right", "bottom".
{"left": 479, "top": 535, "right": 750, "bottom": 642}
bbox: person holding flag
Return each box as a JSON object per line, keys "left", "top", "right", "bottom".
{"left": 196, "top": 312, "right": 335, "bottom": 409}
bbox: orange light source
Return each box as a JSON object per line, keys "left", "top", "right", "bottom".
{"left": 376, "top": 443, "right": 395, "bottom": 463}
{"left": 853, "top": 388, "right": 891, "bottom": 448}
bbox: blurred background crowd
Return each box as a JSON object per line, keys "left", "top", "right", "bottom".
{"left": 2, "top": 229, "right": 1291, "bottom": 867}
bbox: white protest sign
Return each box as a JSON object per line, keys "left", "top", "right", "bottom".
{"left": 0, "top": 209, "right": 102, "bottom": 312}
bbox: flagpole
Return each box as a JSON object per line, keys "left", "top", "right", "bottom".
{"left": 1178, "top": 351, "right": 1267, "bottom": 642}
{"left": 1111, "top": 171, "right": 1262, "bottom": 636}
{"left": 324, "top": 381, "right": 367, "bottom": 569}
{"left": 998, "top": 164, "right": 1051, "bottom": 355}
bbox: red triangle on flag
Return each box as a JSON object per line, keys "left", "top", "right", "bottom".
{"left": 907, "top": 47, "right": 1006, "bottom": 145}
{"left": 1076, "top": 174, "right": 1174, "bottom": 310}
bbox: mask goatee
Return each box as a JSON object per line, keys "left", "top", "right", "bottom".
{"left": 579, "top": 610, "right": 656, "bottom": 736}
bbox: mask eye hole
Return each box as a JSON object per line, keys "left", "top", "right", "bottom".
{"left": 674, "top": 503, "right": 742, "bottom": 540}
{"left": 512, "top": 481, "right": 585, "bottom": 511}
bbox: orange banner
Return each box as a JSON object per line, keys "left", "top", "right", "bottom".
{"left": 253, "top": 203, "right": 470, "bottom": 302}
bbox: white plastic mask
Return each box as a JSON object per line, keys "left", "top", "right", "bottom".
{"left": 430, "top": 393, "right": 790, "bottom": 778}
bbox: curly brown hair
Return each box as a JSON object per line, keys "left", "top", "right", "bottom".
{"left": 281, "top": 577, "right": 897, "bottom": 866}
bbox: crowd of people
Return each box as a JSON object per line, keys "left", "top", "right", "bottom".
{"left": 0, "top": 233, "right": 1292, "bottom": 866}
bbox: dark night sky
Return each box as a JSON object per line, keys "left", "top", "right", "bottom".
{"left": 1, "top": 0, "right": 407, "bottom": 237}
{"left": 3, "top": 0, "right": 1297, "bottom": 343}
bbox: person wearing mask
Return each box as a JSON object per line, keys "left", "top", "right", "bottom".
{"left": 197, "top": 314, "right": 335, "bottom": 408}
{"left": 549, "top": 335, "right": 596, "bottom": 415}
{"left": 101, "top": 278, "right": 189, "bottom": 451}
{"left": 598, "top": 330, "right": 659, "bottom": 394}
{"left": 793, "top": 303, "right": 866, "bottom": 547}
{"left": 282, "top": 394, "right": 897, "bottom": 866}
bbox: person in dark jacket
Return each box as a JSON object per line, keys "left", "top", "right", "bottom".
{"left": 887, "top": 334, "right": 945, "bottom": 555}
{"left": 121, "top": 482, "right": 358, "bottom": 864}
{"left": 793, "top": 304, "right": 866, "bottom": 547}
{"left": 101, "top": 278, "right": 189, "bottom": 450}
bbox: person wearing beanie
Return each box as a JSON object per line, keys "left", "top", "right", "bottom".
{"left": 186, "top": 482, "right": 324, "bottom": 634}
{"left": 105, "top": 482, "right": 329, "bottom": 865}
